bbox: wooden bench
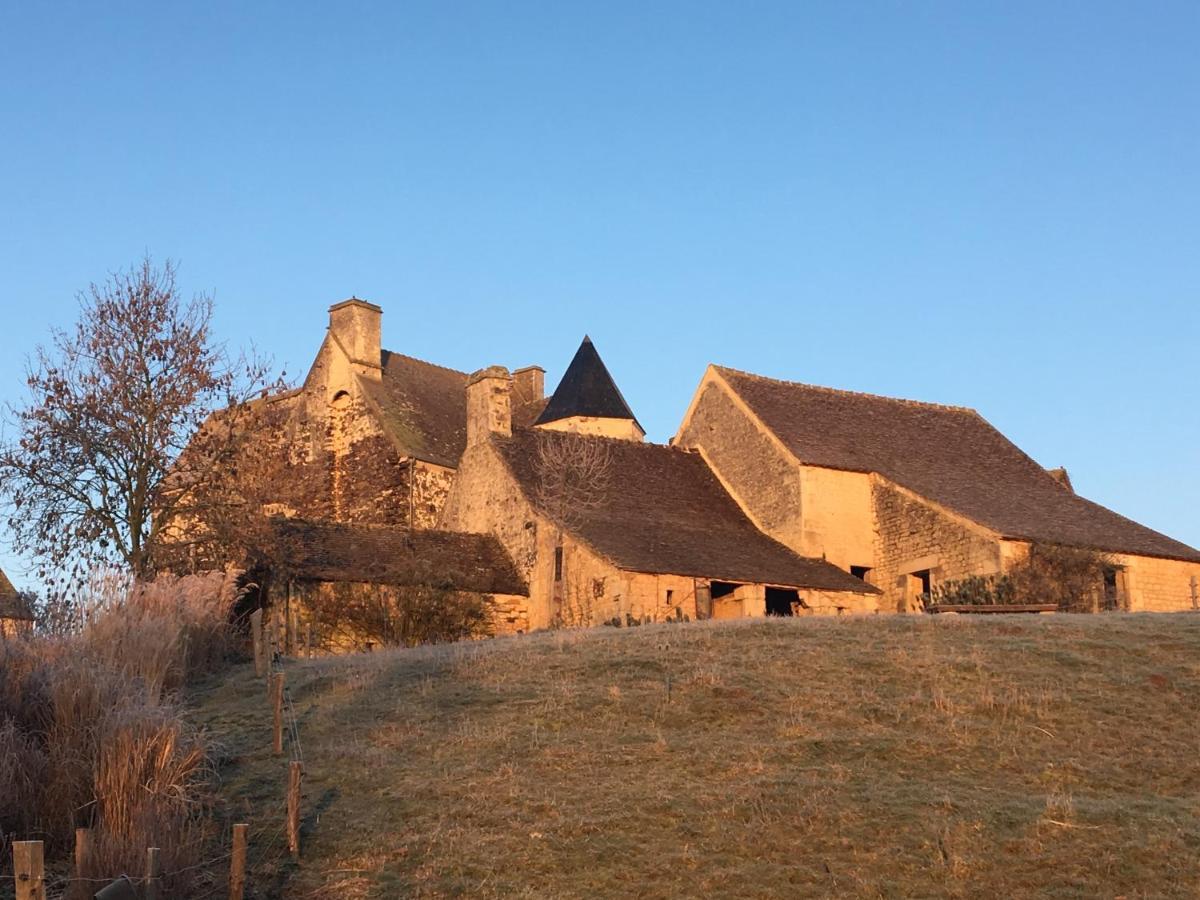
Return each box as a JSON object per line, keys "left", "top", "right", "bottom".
{"left": 926, "top": 603, "right": 1058, "bottom": 615}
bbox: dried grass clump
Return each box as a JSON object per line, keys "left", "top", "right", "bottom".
{"left": 0, "top": 570, "right": 238, "bottom": 888}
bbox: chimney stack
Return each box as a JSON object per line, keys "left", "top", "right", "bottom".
{"left": 511, "top": 366, "right": 545, "bottom": 406}
{"left": 466, "top": 366, "right": 512, "bottom": 448}
{"left": 328, "top": 298, "right": 382, "bottom": 380}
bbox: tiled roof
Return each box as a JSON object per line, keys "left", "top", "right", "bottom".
{"left": 359, "top": 351, "right": 469, "bottom": 468}
{"left": 264, "top": 518, "right": 528, "bottom": 596}
{"left": 494, "top": 429, "right": 877, "bottom": 593}
{"left": 716, "top": 367, "right": 1200, "bottom": 563}
{"left": 534, "top": 337, "right": 643, "bottom": 431}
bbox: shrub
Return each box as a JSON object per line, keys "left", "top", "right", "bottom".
{"left": 0, "top": 571, "right": 237, "bottom": 889}
{"left": 302, "top": 581, "right": 496, "bottom": 651}
{"left": 924, "top": 543, "right": 1115, "bottom": 612}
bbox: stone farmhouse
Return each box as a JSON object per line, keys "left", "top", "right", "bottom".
{"left": 224, "top": 298, "right": 1200, "bottom": 635}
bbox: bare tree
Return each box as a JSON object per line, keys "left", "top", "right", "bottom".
{"left": 0, "top": 257, "right": 286, "bottom": 596}
{"left": 532, "top": 429, "right": 614, "bottom": 532}
{"left": 530, "top": 430, "right": 614, "bottom": 627}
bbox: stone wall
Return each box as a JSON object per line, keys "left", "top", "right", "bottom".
{"left": 676, "top": 380, "right": 804, "bottom": 548}
{"left": 248, "top": 338, "right": 457, "bottom": 531}
{"left": 538, "top": 415, "right": 644, "bottom": 441}
{"left": 1102, "top": 552, "right": 1200, "bottom": 612}
{"left": 797, "top": 466, "right": 875, "bottom": 568}
{"left": 872, "top": 478, "right": 1002, "bottom": 612}
{"left": 439, "top": 442, "right": 544, "bottom": 622}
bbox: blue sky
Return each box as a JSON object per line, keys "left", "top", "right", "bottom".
{"left": 1, "top": 2, "right": 1198, "bottom": 589}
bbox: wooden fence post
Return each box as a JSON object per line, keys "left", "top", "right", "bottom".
{"left": 71, "top": 827, "right": 92, "bottom": 900}
{"left": 13, "top": 840, "right": 45, "bottom": 900}
{"left": 144, "top": 847, "right": 161, "bottom": 900}
{"left": 229, "top": 824, "right": 248, "bottom": 900}
{"left": 272, "top": 672, "right": 285, "bottom": 755}
{"left": 287, "top": 761, "right": 303, "bottom": 859}
{"left": 250, "top": 609, "right": 264, "bottom": 678}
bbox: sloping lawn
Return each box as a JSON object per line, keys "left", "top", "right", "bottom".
{"left": 193, "top": 613, "right": 1200, "bottom": 898}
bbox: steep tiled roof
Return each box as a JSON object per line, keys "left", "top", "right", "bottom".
{"left": 264, "top": 518, "right": 528, "bottom": 596}
{"left": 494, "top": 429, "right": 877, "bottom": 593}
{"left": 534, "top": 337, "right": 643, "bottom": 431}
{"left": 358, "top": 351, "right": 469, "bottom": 468}
{"left": 716, "top": 367, "right": 1200, "bottom": 563}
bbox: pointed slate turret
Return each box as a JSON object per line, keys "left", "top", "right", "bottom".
{"left": 534, "top": 336, "right": 644, "bottom": 437}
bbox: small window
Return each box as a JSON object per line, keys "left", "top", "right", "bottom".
{"left": 554, "top": 547, "right": 563, "bottom": 582}
{"left": 850, "top": 565, "right": 871, "bottom": 581}
{"left": 666, "top": 589, "right": 674, "bottom": 605}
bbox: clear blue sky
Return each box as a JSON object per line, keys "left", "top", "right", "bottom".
{"left": 2, "top": 2, "right": 1198, "bottom": 589}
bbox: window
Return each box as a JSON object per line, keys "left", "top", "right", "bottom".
{"left": 850, "top": 565, "right": 872, "bottom": 581}
{"left": 666, "top": 589, "right": 674, "bottom": 605}
{"left": 554, "top": 547, "right": 563, "bottom": 582}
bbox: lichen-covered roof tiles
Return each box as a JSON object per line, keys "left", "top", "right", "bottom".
{"left": 494, "top": 429, "right": 877, "bottom": 593}
{"left": 265, "top": 518, "right": 528, "bottom": 596}
{"left": 716, "top": 366, "right": 1200, "bottom": 563}
{"left": 358, "top": 351, "right": 470, "bottom": 468}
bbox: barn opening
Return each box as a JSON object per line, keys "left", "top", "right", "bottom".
{"left": 709, "top": 581, "right": 745, "bottom": 620}
{"left": 765, "top": 587, "right": 800, "bottom": 616}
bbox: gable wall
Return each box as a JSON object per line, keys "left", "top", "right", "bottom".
{"left": 676, "top": 380, "right": 805, "bottom": 548}
{"left": 872, "top": 478, "right": 1002, "bottom": 612}
{"left": 258, "top": 336, "right": 444, "bottom": 529}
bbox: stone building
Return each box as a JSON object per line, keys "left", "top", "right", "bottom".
{"left": 196, "top": 297, "right": 1200, "bottom": 635}
{"left": 253, "top": 517, "right": 528, "bottom": 648}
{"left": 440, "top": 340, "right": 878, "bottom": 629}
{"left": 0, "top": 568, "right": 34, "bottom": 638}
{"left": 674, "top": 365, "right": 1200, "bottom": 613}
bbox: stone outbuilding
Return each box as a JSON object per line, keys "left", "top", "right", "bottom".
{"left": 0, "top": 568, "right": 34, "bottom": 638}
{"left": 440, "top": 339, "right": 879, "bottom": 629}
{"left": 250, "top": 517, "right": 529, "bottom": 650}
{"left": 675, "top": 366, "right": 1200, "bottom": 612}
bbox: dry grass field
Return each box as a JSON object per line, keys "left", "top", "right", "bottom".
{"left": 193, "top": 614, "right": 1200, "bottom": 898}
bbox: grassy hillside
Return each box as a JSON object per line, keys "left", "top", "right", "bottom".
{"left": 194, "top": 614, "right": 1200, "bottom": 898}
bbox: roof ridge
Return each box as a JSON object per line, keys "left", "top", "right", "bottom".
{"left": 714, "top": 365, "right": 979, "bottom": 414}
{"left": 382, "top": 348, "right": 468, "bottom": 378}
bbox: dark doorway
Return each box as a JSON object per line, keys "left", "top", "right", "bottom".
{"left": 1102, "top": 566, "right": 1125, "bottom": 611}
{"left": 766, "top": 587, "right": 800, "bottom": 616}
{"left": 711, "top": 581, "right": 739, "bottom": 600}
{"left": 913, "top": 569, "right": 932, "bottom": 596}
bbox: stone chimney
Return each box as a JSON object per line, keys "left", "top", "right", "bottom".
{"left": 466, "top": 366, "right": 512, "bottom": 448}
{"left": 511, "top": 365, "right": 545, "bottom": 406}
{"left": 328, "top": 298, "right": 382, "bottom": 380}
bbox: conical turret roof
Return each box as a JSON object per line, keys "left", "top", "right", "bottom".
{"left": 534, "top": 337, "right": 642, "bottom": 431}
